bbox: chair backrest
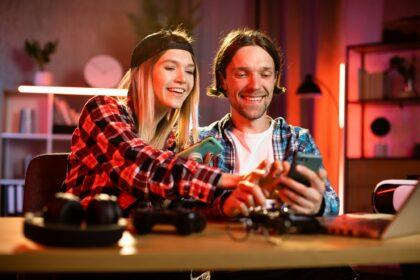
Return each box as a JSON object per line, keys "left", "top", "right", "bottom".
{"left": 23, "top": 153, "right": 69, "bottom": 213}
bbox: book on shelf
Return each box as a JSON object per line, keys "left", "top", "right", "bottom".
{"left": 53, "top": 102, "right": 67, "bottom": 125}
{"left": 0, "top": 185, "right": 4, "bottom": 216}
{"left": 16, "top": 184, "right": 23, "bottom": 214}
{"left": 53, "top": 97, "right": 81, "bottom": 134}
{"left": 358, "top": 69, "right": 384, "bottom": 100}
{"left": 54, "top": 97, "right": 73, "bottom": 126}
{"left": 6, "top": 184, "right": 15, "bottom": 215}
{"left": 0, "top": 182, "right": 24, "bottom": 216}
{"left": 68, "top": 107, "right": 80, "bottom": 125}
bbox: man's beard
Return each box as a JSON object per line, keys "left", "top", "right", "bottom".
{"left": 234, "top": 90, "right": 271, "bottom": 120}
{"left": 234, "top": 101, "right": 269, "bottom": 120}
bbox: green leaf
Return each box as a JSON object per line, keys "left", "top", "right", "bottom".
{"left": 128, "top": 0, "right": 201, "bottom": 40}
{"left": 23, "top": 39, "right": 58, "bottom": 70}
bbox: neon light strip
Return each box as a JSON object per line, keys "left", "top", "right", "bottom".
{"left": 338, "top": 63, "right": 345, "bottom": 129}
{"left": 18, "top": 85, "right": 127, "bottom": 96}
{"left": 338, "top": 63, "right": 346, "bottom": 214}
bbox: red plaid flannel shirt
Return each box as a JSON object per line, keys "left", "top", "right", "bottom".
{"left": 62, "top": 96, "right": 222, "bottom": 211}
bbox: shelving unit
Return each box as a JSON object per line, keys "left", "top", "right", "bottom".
{"left": 0, "top": 87, "right": 126, "bottom": 216}
{"left": 344, "top": 41, "right": 420, "bottom": 213}
{"left": 347, "top": 97, "right": 420, "bottom": 106}
{"left": 0, "top": 88, "right": 90, "bottom": 215}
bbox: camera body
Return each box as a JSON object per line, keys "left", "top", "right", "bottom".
{"left": 131, "top": 208, "right": 207, "bottom": 235}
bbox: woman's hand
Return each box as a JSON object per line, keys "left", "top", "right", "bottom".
{"left": 203, "top": 152, "right": 220, "bottom": 167}
{"left": 276, "top": 162, "right": 327, "bottom": 215}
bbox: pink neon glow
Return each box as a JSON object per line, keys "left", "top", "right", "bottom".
{"left": 338, "top": 63, "right": 345, "bottom": 214}
{"left": 339, "top": 63, "right": 345, "bottom": 129}
{"left": 18, "top": 85, "right": 127, "bottom": 96}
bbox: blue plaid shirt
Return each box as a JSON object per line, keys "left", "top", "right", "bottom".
{"left": 198, "top": 114, "right": 339, "bottom": 216}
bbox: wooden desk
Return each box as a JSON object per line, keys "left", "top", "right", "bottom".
{"left": 1, "top": 217, "right": 420, "bottom": 273}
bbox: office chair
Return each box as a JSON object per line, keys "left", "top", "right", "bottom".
{"left": 23, "top": 153, "right": 69, "bottom": 213}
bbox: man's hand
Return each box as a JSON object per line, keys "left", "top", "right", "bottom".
{"left": 222, "top": 161, "right": 268, "bottom": 217}
{"left": 258, "top": 161, "right": 286, "bottom": 197}
{"left": 222, "top": 180, "right": 266, "bottom": 217}
{"left": 276, "top": 162, "right": 326, "bottom": 215}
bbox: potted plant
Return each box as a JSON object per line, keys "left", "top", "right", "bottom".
{"left": 24, "top": 39, "right": 58, "bottom": 86}
{"left": 127, "top": 0, "right": 201, "bottom": 40}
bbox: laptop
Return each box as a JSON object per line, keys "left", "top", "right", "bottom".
{"left": 320, "top": 184, "right": 420, "bottom": 239}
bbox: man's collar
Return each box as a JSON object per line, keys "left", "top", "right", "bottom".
{"left": 218, "top": 113, "right": 234, "bottom": 130}
{"left": 218, "top": 113, "right": 286, "bottom": 133}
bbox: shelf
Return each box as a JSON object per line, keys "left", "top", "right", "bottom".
{"left": 0, "top": 179, "right": 25, "bottom": 185}
{"left": 52, "top": 134, "right": 73, "bottom": 140}
{"left": 347, "top": 157, "right": 420, "bottom": 161}
{"left": 345, "top": 41, "right": 420, "bottom": 213}
{"left": 0, "top": 133, "right": 49, "bottom": 140}
{"left": 347, "top": 41, "right": 420, "bottom": 54}
{"left": 0, "top": 88, "right": 93, "bottom": 216}
{"left": 348, "top": 97, "right": 420, "bottom": 105}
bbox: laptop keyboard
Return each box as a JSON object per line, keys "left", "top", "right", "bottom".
{"left": 319, "top": 214, "right": 394, "bottom": 239}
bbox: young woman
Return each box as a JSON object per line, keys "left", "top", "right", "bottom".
{"left": 62, "top": 29, "right": 266, "bottom": 216}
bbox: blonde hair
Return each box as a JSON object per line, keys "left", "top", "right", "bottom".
{"left": 118, "top": 52, "right": 199, "bottom": 151}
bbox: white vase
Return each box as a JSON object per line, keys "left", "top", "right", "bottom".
{"left": 34, "top": 71, "right": 53, "bottom": 86}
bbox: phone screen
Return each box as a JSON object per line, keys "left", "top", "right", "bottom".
{"left": 288, "top": 152, "right": 322, "bottom": 186}
{"left": 177, "top": 137, "right": 223, "bottom": 160}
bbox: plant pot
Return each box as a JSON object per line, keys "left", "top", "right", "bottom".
{"left": 34, "top": 71, "right": 53, "bottom": 86}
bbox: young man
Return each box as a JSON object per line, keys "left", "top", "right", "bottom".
{"left": 200, "top": 29, "right": 339, "bottom": 218}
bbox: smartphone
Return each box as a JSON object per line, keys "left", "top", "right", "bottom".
{"left": 177, "top": 136, "right": 224, "bottom": 162}
{"left": 288, "top": 152, "right": 323, "bottom": 186}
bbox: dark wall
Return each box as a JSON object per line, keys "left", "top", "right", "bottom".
{"left": 195, "top": 0, "right": 255, "bottom": 125}
{"left": 0, "top": 0, "right": 271, "bottom": 125}
{"left": 0, "top": 0, "right": 137, "bottom": 87}
{"left": 383, "top": 0, "right": 420, "bottom": 22}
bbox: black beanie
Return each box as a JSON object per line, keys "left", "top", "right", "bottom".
{"left": 130, "top": 30, "right": 194, "bottom": 68}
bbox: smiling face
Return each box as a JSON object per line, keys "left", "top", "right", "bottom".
{"left": 222, "top": 45, "right": 276, "bottom": 122}
{"left": 152, "top": 49, "right": 195, "bottom": 112}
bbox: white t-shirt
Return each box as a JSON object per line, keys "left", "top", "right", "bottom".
{"left": 227, "top": 121, "right": 274, "bottom": 175}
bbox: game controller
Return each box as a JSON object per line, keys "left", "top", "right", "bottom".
{"left": 131, "top": 208, "right": 206, "bottom": 235}
{"left": 247, "top": 207, "right": 322, "bottom": 234}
